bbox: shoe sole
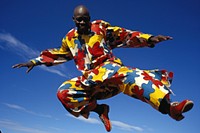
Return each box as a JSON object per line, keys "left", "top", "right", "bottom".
{"left": 182, "top": 101, "right": 194, "bottom": 113}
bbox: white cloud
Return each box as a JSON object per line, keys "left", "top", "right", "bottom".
{"left": 0, "top": 32, "right": 68, "bottom": 77}
{"left": 111, "top": 120, "right": 144, "bottom": 132}
{"left": 3, "top": 103, "right": 146, "bottom": 132}
{"left": 1, "top": 103, "right": 66, "bottom": 133}
{"left": 66, "top": 114, "right": 101, "bottom": 124}
{"left": 0, "top": 119, "right": 49, "bottom": 133}
{"left": 39, "top": 65, "right": 67, "bottom": 78}
{"left": 3, "top": 103, "right": 52, "bottom": 118}
{"left": 66, "top": 113, "right": 144, "bottom": 132}
{"left": 0, "top": 32, "right": 39, "bottom": 58}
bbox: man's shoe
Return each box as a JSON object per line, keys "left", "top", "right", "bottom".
{"left": 169, "top": 100, "right": 194, "bottom": 121}
{"left": 99, "top": 104, "right": 112, "bottom": 132}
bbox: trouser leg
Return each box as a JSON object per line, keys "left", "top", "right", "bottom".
{"left": 116, "top": 67, "right": 172, "bottom": 111}
{"left": 57, "top": 76, "right": 96, "bottom": 117}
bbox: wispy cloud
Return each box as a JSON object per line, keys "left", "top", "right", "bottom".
{"left": 39, "top": 65, "right": 67, "bottom": 78}
{"left": 2, "top": 103, "right": 66, "bottom": 133}
{"left": 0, "top": 32, "right": 68, "bottom": 77}
{"left": 66, "top": 114, "right": 144, "bottom": 132}
{"left": 111, "top": 120, "right": 144, "bottom": 132}
{"left": 3, "top": 103, "right": 52, "bottom": 118}
{"left": 0, "top": 32, "right": 39, "bottom": 58}
{"left": 3, "top": 103, "right": 146, "bottom": 132}
{"left": 0, "top": 119, "right": 50, "bottom": 133}
{"left": 66, "top": 114, "right": 101, "bottom": 124}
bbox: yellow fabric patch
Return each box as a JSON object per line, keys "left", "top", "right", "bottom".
{"left": 50, "top": 48, "right": 69, "bottom": 55}
{"left": 149, "top": 86, "right": 166, "bottom": 107}
{"left": 86, "top": 35, "right": 103, "bottom": 47}
{"left": 66, "top": 37, "right": 76, "bottom": 49}
{"left": 117, "top": 67, "right": 133, "bottom": 75}
{"left": 113, "top": 58, "right": 123, "bottom": 65}
{"left": 91, "top": 67, "right": 107, "bottom": 82}
{"left": 30, "top": 60, "right": 37, "bottom": 65}
{"left": 139, "top": 33, "right": 152, "bottom": 40}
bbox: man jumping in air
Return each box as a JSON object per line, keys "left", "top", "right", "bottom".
{"left": 13, "top": 5, "right": 194, "bottom": 132}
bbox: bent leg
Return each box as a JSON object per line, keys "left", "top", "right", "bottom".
{"left": 57, "top": 76, "right": 112, "bottom": 131}
{"left": 57, "top": 76, "right": 96, "bottom": 118}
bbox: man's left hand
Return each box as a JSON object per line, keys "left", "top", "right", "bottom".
{"left": 149, "top": 35, "right": 173, "bottom": 44}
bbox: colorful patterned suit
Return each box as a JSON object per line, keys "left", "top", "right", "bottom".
{"left": 31, "top": 20, "right": 173, "bottom": 115}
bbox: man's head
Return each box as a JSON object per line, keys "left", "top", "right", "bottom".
{"left": 73, "top": 5, "right": 91, "bottom": 35}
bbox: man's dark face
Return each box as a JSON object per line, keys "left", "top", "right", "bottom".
{"left": 73, "top": 15, "right": 91, "bottom": 35}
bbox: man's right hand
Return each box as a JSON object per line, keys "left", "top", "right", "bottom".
{"left": 12, "top": 61, "right": 35, "bottom": 73}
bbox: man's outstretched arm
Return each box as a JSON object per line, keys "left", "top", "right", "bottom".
{"left": 106, "top": 25, "right": 173, "bottom": 48}
{"left": 12, "top": 37, "right": 73, "bottom": 73}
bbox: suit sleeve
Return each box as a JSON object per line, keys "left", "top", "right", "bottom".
{"left": 106, "top": 26, "right": 154, "bottom": 49}
{"left": 30, "top": 38, "right": 73, "bottom": 66}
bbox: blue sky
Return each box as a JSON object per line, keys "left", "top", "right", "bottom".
{"left": 0, "top": 0, "right": 199, "bottom": 133}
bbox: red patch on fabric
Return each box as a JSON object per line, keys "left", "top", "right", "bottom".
{"left": 92, "top": 69, "right": 99, "bottom": 75}
{"left": 119, "top": 28, "right": 128, "bottom": 41}
{"left": 142, "top": 71, "right": 163, "bottom": 88}
{"left": 131, "top": 85, "right": 146, "bottom": 102}
{"left": 91, "top": 24, "right": 101, "bottom": 35}
{"left": 57, "top": 90, "right": 76, "bottom": 109}
{"left": 74, "top": 50, "right": 86, "bottom": 70}
{"left": 41, "top": 50, "right": 58, "bottom": 59}
{"left": 88, "top": 42, "right": 104, "bottom": 57}
{"left": 161, "top": 70, "right": 167, "bottom": 73}
{"left": 57, "top": 90, "right": 72, "bottom": 103}
{"left": 169, "top": 72, "right": 173, "bottom": 78}
{"left": 131, "top": 31, "right": 140, "bottom": 38}
{"left": 41, "top": 55, "right": 55, "bottom": 66}
{"left": 92, "top": 23, "right": 106, "bottom": 36}
{"left": 67, "top": 29, "right": 75, "bottom": 41}
{"left": 75, "top": 80, "right": 81, "bottom": 87}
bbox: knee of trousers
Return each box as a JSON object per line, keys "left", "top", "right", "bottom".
{"left": 57, "top": 89, "right": 76, "bottom": 109}
{"left": 57, "top": 90, "right": 69, "bottom": 105}
{"left": 57, "top": 88, "right": 91, "bottom": 110}
{"left": 56, "top": 81, "right": 73, "bottom": 106}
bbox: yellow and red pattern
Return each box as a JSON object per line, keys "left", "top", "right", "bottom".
{"left": 31, "top": 20, "right": 173, "bottom": 114}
